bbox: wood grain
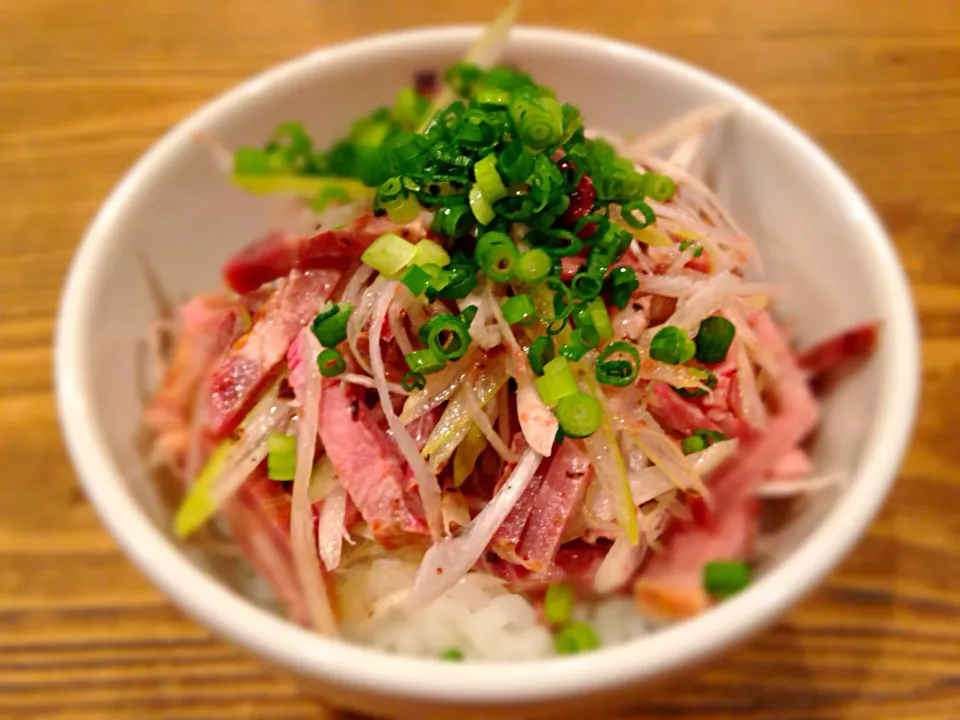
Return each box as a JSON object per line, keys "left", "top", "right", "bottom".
{"left": 1, "top": 0, "right": 958, "bottom": 717}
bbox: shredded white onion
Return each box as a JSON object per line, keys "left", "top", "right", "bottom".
{"left": 339, "top": 372, "right": 407, "bottom": 395}
{"left": 463, "top": 381, "right": 519, "bottom": 463}
{"left": 289, "top": 332, "right": 338, "bottom": 634}
{"left": 594, "top": 533, "right": 646, "bottom": 594}
{"left": 756, "top": 472, "right": 845, "bottom": 499}
{"left": 369, "top": 281, "right": 443, "bottom": 541}
{"left": 318, "top": 483, "right": 349, "bottom": 571}
{"left": 407, "top": 447, "right": 543, "bottom": 607}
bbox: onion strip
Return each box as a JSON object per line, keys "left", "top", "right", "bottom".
{"left": 463, "top": 381, "right": 519, "bottom": 463}
{"left": 290, "top": 332, "right": 338, "bottom": 634}
{"left": 369, "top": 281, "right": 443, "bottom": 540}
{"left": 407, "top": 447, "right": 543, "bottom": 607}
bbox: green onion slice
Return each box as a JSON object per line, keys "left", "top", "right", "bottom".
{"left": 311, "top": 303, "right": 354, "bottom": 348}
{"left": 266, "top": 433, "right": 297, "bottom": 481}
{"left": 405, "top": 348, "right": 446, "bottom": 374}
{"left": 703, "top": 560, "right": 751, "bottom": 598}
{"left": 595, "top": 341, "right": 641, "bottom": 387}
{"left": 317, "top": 347, "right": 346, "bottom": 377}
{"left": 553, "top": 621, "right": 600, "bottom": 655}
{"left": 555, "top": 392, "right": 602, "bottom": 438}
{"left": 361, "top": 232, "right": 417, "bottom": 275}
{"left": 649, "top": 325, "right": 695, "bottom": 365}
{"left": 535, "top": 356, "right": 578, "bottom": 406}
{"left": 543, "top": 583, "right": 575, "bottom": 625}
{"left": 694, "top": 315, "right": 736, "bottom": 364}
{"left": 528, "top": 336, "right": 555, "bottom": 376}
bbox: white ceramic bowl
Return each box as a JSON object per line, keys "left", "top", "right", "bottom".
{"left": 55, "top": 25, "right": 919, "bottom": 720}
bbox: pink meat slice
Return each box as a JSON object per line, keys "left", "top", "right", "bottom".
{"left": 515, "top": 441, "right": 592, "bottom": 572}
{"left": 207, "top": 270, "right": 339, "bottom": 439}
{"left": 634, "top": 373, "right": 820, "bottom": 620}
{"left": 222, "top": 229, "right": 375, "bottom": 295}
{"left": 222, "top": 214, "right": 433, "bottom": 294}
{"left": 145, "top": 293, "right": 240, "bottom": 437}
{"left": 316, "top": 380, "right": 428, "bottom": 547}
{"left": 648, "top": 382, "right": 725, "bottom": 436}
{"left": 226, "top": 467, "right": 337, "bottom": 627}
{"left": 491, "top": 470, "right": 545, "bottom": 563}
{"left": 479, "top": 545, "right": 607, "bottom": 595}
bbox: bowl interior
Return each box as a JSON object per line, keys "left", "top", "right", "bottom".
{"left": 56, "top": 26, "right": 917, "bottom": 705}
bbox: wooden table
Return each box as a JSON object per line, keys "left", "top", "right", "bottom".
{"left": 2, "top": 1, "right": 959, "bottom": 717}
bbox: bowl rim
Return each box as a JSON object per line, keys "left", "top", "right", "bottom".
{"left": 55, "top": 24, "right": 920, "bottom": 705}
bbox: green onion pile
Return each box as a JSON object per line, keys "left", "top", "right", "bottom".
{"left": 240, "top": 63, "right": 685, "bottom": 441}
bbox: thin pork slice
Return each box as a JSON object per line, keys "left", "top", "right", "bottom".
{"left": 479, "top": 544, "right": 607, "bottom": 595}
{"left": 317, "top": 380, "right": 428, "bottom": 547}
{"left": 491, "top": 463, "right": 546, "bottom": 563}
{"left": 634, "top": 375, "right": 820, "bottom": 619}
{"left": 515, "top": 441, "right": 592, "bottom": 572}
{"left": 222, "top": 214, "right": 432, "bottom": 294}
{"left": 633, "top": 493, "right": 758, "bottom": 620}
{"left": 227, "top": 468, "right": 337, "bottom": 627}
{"left": 145, "top": 294, "right": 240, "bottom": 437}
{"left": 798, "top": 322, "right": 880, "bottom": 389}
{"left": 208, "top": 270, "right": 339, "bottom": 438}
{"left": 648, "top": 382, "right": 724, "bottom": 436}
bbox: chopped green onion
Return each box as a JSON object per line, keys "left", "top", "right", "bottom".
{"left": 694, "top": 316, "right": 736, "bottom": 364}
{"left": 555, "top": 392, "right": 602, "bottom": 438}
{"left": 405, "top": 348, "right": 446, "bottom": 374}
{"left": 620, "top": 200, "right": 657, "bottom": 230}
{"left": 608, "top": 266, "right": 639, "bottom": 311}
{"left": 501, "top": 293, "right": 536, "bottom": 325}
{"left": 361, "top": 232, "right": 416, "bottom": 275}
{"left": 266, "top": 433, "right": 297, "bottom": 481}
{"left": 317, "top": 347, "right": 346, "bottom": 377}
{"left": 595, "top": 341, "right": 641, "bottom": 387}
{"left": 644, "top": 172, "right": 677, "bottom": 202}
{"left": 436, "top": 262, "right": 478, "bottom": 300}
{"left": 694, "top": 428, "right": 728, "bottom": 445}
{"left": 474, "top": 88, "right": 512, "bottom": 106}
{"left": 469, "top": 184, "right": 496, "bottom": 225}
{"left": 311, "top": 303, "right": 354, "bottom": 347}
{"left": 432, "top": 203, "right": 474, "bottom": 238}
{"left": 571, "top": 326, "right": 600, "bottom": 350}
{"left": 553, "top": 621, "right": 600, "bottom": 655}
{"left": 384, "top": 192, "right": 421, "bottom": 225}
{"left": 543, "top": 583, "right": 575, "bottom": 625}
{"left": 476, "top": 231, "right": 519, "bottom": 282}
{"left": 559, "top": 342, "right": 588, "bottom": 362}
{"left": 528, "top": 336, "right": 555, "bottom": 376}
{"left": 539, "top": 277, "right": 573, "bottom": 323}
{"left": 474, "top": 154, "right": 508, "bottom": 203}
{"left": 586, "top": 298, "right": 613, "bottom": 340}
{"left": 673, "top": 368, "right": 717, "bottom": 398}
{"left": 650, "top": 326, "right": 696, "bottom": 365}
{"left": 439, "top": 647, "right": 465, "bottom": 661}
{"left": 458, "top": 305, "right": 478, "bottom": 327}
{"left": 681, "top": 434, "right": 706, "bottom": 455}
{"left": 703, "top": 560, "right": 751, "bottom": 598}
{"left": 570, "top": 272, "right": 603, "bottom": 301}
{"left": 509, "top": 87, "right": 564, "bottom": 151}
{"left": 535, "top": 357, "right": 578, "bottom": 406}
{"left": 497, "top": 141, "right": 534, "bottom": 183}
{"left": 516, "top": 248, "right": 552, "bottom": 283}
{"left": 401, "top": 265, "right": 432, "bottom": 296}
{"left": 401, "top": 371, "right": 426, "bottom": 392}
{"left": 422, "top": 314, "right": 471, "bottom": 361}
{"left": 411, "top": 239, "right": 451, "bottom": 268}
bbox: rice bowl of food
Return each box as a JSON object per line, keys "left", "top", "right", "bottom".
{"left": 55, "top": 11, "right": 919, "bottom": 719}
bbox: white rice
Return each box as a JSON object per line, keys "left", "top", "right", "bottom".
{"left": 334, "top": 559, "right": 648, "bottom": 660}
